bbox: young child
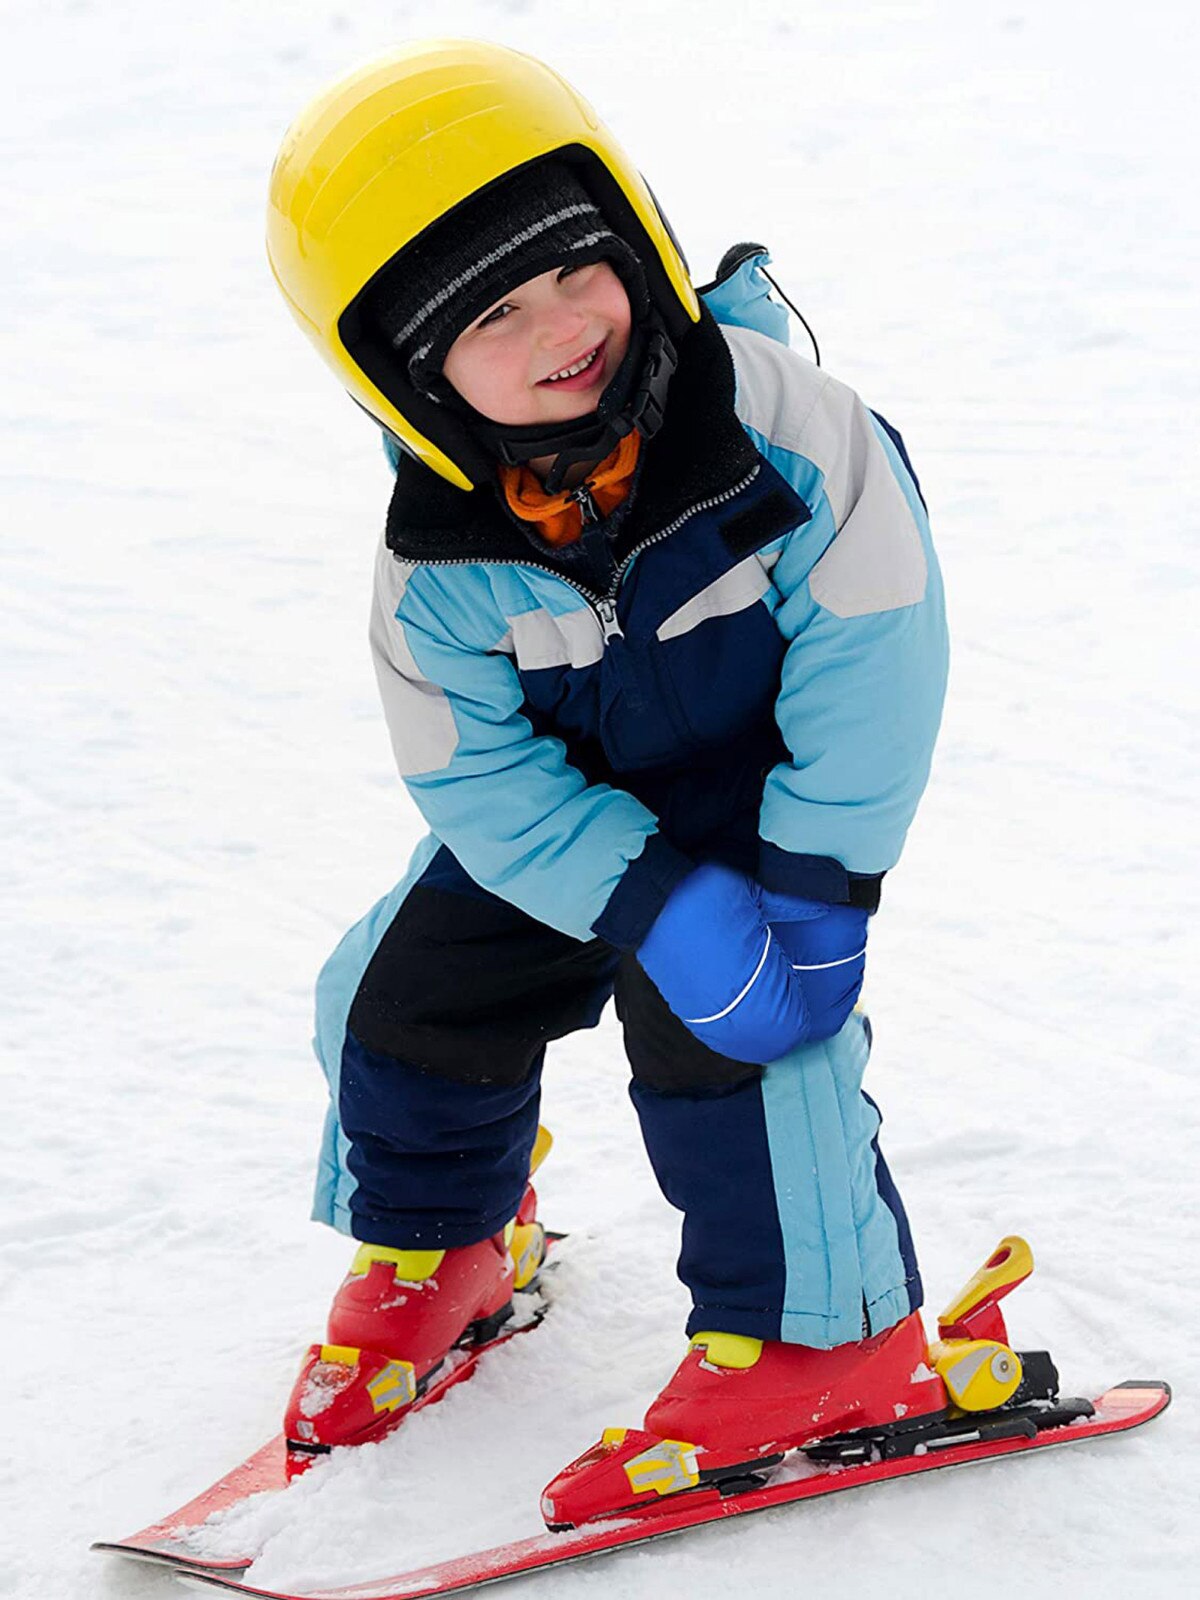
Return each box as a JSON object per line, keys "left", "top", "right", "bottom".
{"left": 267, "top": 38, "right": 949, "bottom": 1509}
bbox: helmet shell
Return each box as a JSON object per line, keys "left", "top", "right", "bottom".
{"left": 267, "top": 39, "right": 700, "bottom": 489}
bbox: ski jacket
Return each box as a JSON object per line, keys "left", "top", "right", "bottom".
{"left": 370, "top": 252, "right": 948, "bottom": 948}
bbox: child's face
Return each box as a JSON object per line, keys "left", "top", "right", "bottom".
{"left": 442, "top": 261, "right": 632, "bottom": 428}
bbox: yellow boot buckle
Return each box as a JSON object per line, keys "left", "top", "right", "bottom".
{"left": 623, "top": 1439, "right": 700, "bottom": 1497}
{"left": 365, "top": 1358, "right": 418, "bottom": 1414}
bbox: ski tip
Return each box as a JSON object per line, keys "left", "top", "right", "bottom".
{"left": 1105, "top": 1379, "right": 1172, "bottom": 1409}
{"left": 91, "top": 1542, "right": 174, "bottom": 1562}
{"left": 1094, "top": 1380, "right": 1172, "bottom": 1425}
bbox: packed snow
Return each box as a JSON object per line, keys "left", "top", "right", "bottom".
{"left": 3, "top": 1, "right": 1198, "bottom": 1597}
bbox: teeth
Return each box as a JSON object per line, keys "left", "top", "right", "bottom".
{"left": 545, "top": 347, "right": 599, "bottom": 382}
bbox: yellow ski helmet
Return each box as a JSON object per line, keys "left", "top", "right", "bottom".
{"left": 266, "top": 38, "right": 700, "bottom": 491}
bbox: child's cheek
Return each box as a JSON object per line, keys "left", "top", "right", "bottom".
{"left": 491, "top": 353, "right": 531, "bottom": 422}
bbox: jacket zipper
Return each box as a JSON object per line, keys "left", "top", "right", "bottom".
{"left": 568, "top": 483, "right": 624, "bottom": 638}
{"left": 595, "top": 597, "right": 623, "bottom": 640}
{"left": 396, "top": 462, "right": 762, "bottom": 638}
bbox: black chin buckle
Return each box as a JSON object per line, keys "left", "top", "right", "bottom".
{"left": 538, "top": 417, "right": 633, "bottom": 495}
{"left": 538, "top": 329, "right": 677, "bottom": 492}
{"left": 630, "top": 327, "right": 678, "bottom": 442}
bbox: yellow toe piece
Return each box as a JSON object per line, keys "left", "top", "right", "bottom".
{"left": 689, "top": 1330, "right": 763, "bottom": 1370}
{"left": 318, "top": 1343, "right": 361, "bottom": 1366}
{"left": 349, "top": 1243, "right": 446, "bottom": 1282}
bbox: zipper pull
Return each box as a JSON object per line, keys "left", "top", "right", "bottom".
{"left": 568, "top": 481, "right": 601, "bottom": 526}
{"left": 595, "top": 597, "right": 623, "bottom": 640}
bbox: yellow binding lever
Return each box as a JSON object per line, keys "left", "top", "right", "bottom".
{"left": 930, "top": 1236, "right": 1033, "bottom": 1413}
{"left": 938, "top": 1235, "right": 1033, "bottom": 1342}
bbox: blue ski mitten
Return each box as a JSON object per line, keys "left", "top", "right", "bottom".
{"left": 636, "top": 863, "right": 810, "bottom": 1063}
{"left": 758, "top": 888, "right": 869, "bottom": 1042}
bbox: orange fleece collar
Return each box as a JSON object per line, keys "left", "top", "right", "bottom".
{"left": 498, "top": 432, "right": 642, "bottom": 547}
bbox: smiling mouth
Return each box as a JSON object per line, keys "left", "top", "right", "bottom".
{"left": 538, "top": 340, "right": 605, "bottom": 385}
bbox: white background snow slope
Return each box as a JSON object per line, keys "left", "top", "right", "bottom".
{"left": 3, "top": 1, "right": 1199, "bottom": 1596}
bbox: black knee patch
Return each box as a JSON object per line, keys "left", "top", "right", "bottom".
{"left": 614, "top": 954, "right": 762, "bottom": 1094}
{"left": 347, "top": 880, "right": 619, "bottom": 1086}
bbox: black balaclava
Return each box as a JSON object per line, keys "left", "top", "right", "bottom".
{"left": 359, "top": 159, "right": 676, "bottom": 491}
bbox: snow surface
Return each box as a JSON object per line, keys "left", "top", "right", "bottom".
{"left": 3, "top": 1, "right": 1198, "bottom": 1596}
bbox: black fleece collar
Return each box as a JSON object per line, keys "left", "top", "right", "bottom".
{"left": 384, "top": 304, "right": 799, "bottom": 578}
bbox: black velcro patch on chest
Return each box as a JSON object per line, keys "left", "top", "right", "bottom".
{"left": 719, "top": 488, "right": 810, "bottom": 558}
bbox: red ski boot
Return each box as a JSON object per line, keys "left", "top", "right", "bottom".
{"left": 284, "top": 1128, "right": 552, "bottom": 1477}
{"left": 542, "top": 1314, "right": 946, "bottom": 1528}
{"left": 543, "top": 1237, "right": 1040, "bottom": 1529}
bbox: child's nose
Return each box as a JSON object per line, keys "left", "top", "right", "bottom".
{"left": 540, "top": 299, "right": 590, "bottom": 346}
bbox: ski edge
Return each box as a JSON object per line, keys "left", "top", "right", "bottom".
{"left": 88, "top": 1434, "right": 286, "bottom": 1573}
{"left": 164, "top": 1381, "right": 1172, "bottom": 1600}
{"left": 91, "top": 1268, "right": 562, "bottom": 1574}
{"left": 88, "top": 1543, "right": 253, "bottom": 1575}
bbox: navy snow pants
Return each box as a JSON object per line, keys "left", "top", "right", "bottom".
{"left": 311, "top": 837, "right": 922, "bottom": 1347}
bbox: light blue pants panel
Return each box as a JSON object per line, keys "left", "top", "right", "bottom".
{"left": 311, "top": 833, "right": 442, "bottom": 1234}
{"left": 762, "top": 1011, "right": 914, "bottom": 1347}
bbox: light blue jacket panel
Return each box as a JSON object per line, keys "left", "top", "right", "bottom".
{"left": 718, "top": 323, "right": 949, "bottom": 882}
{"left": 370, "top": 539, "right": 683, "bottom": 943}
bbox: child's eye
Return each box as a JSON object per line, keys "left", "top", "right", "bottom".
{"left": 477, "top": 303, "right": 512, "bottom": 329}
{"left": 475, "top": 263, "right": 592, "bottom": 329}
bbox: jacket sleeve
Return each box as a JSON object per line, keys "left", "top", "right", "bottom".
{"left": 369, "top": 537, "right": 692, "bottom": 946}
{"left": 748, "top": 361, "right": 949, "bottom": 907}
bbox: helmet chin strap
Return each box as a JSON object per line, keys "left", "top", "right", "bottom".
{"left": 468, "top": 319, "right": 678, "bottom": 495}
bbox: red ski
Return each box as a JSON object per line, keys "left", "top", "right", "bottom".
{"left": 93, "top": 1235, "right": 1169, "bottom": 1592}
{"left": 90, "top": 1436, "right": 282, "bottom": 1576}
{"left": 162, "top": 1381, "right": 1170, "bottom": 1600}
{"left": 91, "top": 1287, "right": 554, "bottom": 1577}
